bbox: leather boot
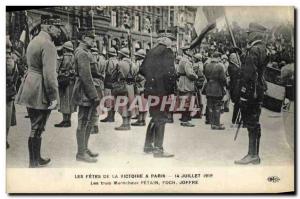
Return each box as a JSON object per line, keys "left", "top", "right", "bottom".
{"left": 28, "top": 137, "right": 37, "bottom": 168}
{"left": 34, "top": 137, "right": 51, "bottom": 166}
{"left": 153, "top": 147, "right": 174, "bottom": 158}
{"left": 131, "top": 113, "right": 146, "bottom": 126}
{"left": 144, "top": 120, "right": 155, "bottom": 152}
{"left": 100, "top": 110, "right": 115, "bottom": 122}
{"left": 54, "top": 120, "right": 71, "bottom": 127}
{"left": 115, "top": 117, "right": 131, "bottom": 130}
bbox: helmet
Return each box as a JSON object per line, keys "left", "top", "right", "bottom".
{"left": 118, "top": 48, "right": 130, "bottom": 58}
{"left": 63, "top": 41, "right": 74, "bottom": 51}
{"left": 108, "top": 47, "right": 117, "bottom": 56}
{"left": 134, "top": 49, "right": 146, "bottom": 59}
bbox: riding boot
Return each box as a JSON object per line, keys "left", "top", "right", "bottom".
{"left": 144, "top": 119, "right": 155, "bottom": 153}
{"left": 34, "top": 137, "right": 51, "bottom": 166}
{"left": 28, "top": 137, "right": 37, "bottom": 168}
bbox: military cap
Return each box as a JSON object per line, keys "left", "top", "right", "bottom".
{"left": 193, "top": 53, "right": 202, "bottom": 60}
{"left": 78, "top": 27, "right": 96, "bottom": 39}
{"left": 246, "top": 22, "right": 267, "bottom": 33}
{"left": 158, "top": 28, "right": 176, "bottom": 41}
{"left": 108, "top": 47, "right": 117, "bottom": 56}
{"left": 134, "top": 49, "right": 146, "bottom": 58}
{"left": 118, "top": 48, "right": 130, "bottom": 58}
{"left": 63, "top": 41, "right": 74, "bottom": 51}
{"left": 41, "top": 14, "right": 64, "bottom": 26}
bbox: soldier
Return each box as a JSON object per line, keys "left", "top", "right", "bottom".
{"left": 101, "top": 47, "right": 118, "bottom": 122}
{"left": 6, "top": 36, "right": 18, "bottom": 149}
{"left": 177, "top": 49, "right": 198, "bottom": 127}
{"left": 90, "top": 43, "right": 106, "bottom": 133}
{"left": 114, "top": 48, "right": 135, "bottom": 131}
{"left": 72, "top": 27, "right": 99, "bottom": 163}
{"left": 15, "top": 15, "right": 62, "bottom": 167}
{"left": 221, "top": 54, "right": 230, "bottom": 113}
{"left": 235, "top": 23, "right": 268, "bottom": 165}
{"left": 131, "top": 49, "right": 147, "bottom": 126}
{"left": 203, "top": 52, "right": 226, "bottom": 130}
{"left": 193, "top": 53, "right": 205, "bottom": 119}
{"left": 140, "top": 30, "right": 177, "bottom": 158}
{"left": 54, "top": 41, "right": 76, "bottom": 127}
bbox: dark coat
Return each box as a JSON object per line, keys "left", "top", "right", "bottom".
{"left": 228, "top": 62, "right": 241, "bottom": 103}
{"left": 241, "top": 40, "right": 268, "bottom": 103}
{"left": 140, "top": 44, "right": 176, "bottom": 97}
{"left": 15, "top": 31, "right": 58, "bottom": 109}
{"left": 72, "top": 42, "right": 99, "bottom": 107}
{"left": 203, "top": 58, "right": 226, "bottom": 97}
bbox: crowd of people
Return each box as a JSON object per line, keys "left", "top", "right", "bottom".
{"left": 6, "top": 14, "right": 295, "bottom": 168}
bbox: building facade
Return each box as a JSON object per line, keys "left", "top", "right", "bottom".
{"left": 6, "top": 6, "right": 197, "bottom": 56}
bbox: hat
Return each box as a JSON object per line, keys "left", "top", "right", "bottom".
{"left": 158, "top": 28, "right": 176, "bottom": 41}
{"left": 78, "top": 27, "right": 96, "bottom": 39}
{"left": 63, "top": 41, "right": 74, "bottom": 51}
{"left": 212, "top": 51, "right": 222, "bottom": 58}
{"left": 41, "top": 14, "right": 64, "bottom": 26}
{"left": 108, "top": 47, "right": 117, "bottom": 56}
{"left": 118, "top": 48, "right": 130, "bottom": 58}
{"left": 193, "top": 53, "right": 202, "bottom": 60}
{"left": 134, "top": 49, "right": 146, "bottom": 58}
{"left": 246, "top": 23, "right": 267, "bottom": 33}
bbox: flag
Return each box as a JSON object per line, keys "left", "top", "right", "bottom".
{"left": 187, "top": 6, "right": 225, "bottom": 49}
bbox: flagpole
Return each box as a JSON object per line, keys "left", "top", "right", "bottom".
{"left": 224, "top": 11, "right": 241, "bottom": 66}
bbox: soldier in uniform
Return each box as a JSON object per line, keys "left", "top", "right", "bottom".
{"left": 235, "top": 23, "right": 268, "bottom": 165}
{"left": 131, "top": 49, "right": 147, "bottom": 126}
{"left": 177, "top": 49, "right": 198, "bottom": 127}
{"left": 193, "top": 53, "right": 205, "bottom": 119}
{"left": 221, "top": 54, "right": 230, "bottom": 113}
{"left": 72, "top": 27, "right": 99, "bottom": 163}
{"left": 114, "top": 48, "right": 135, "bottom": 131}
{"left": 203, "top": 52, "right": 226, "bottom": 130}
{"left": 54, "top": 41, "right": 76, "bottom": 127}
{"left": 101, "top": 47, "right": 118, "bottom": 122}
{"left": 6, "top": 36, "right": 18, "bottom": 149}
{"left": 15, "top": 15, "right": 62, "bottom": 167}
{"left": 90, "top": 43, "right": 106, "bottom": 133}
{"left": 140, "top": 30, "right": 177, "bottom": 158}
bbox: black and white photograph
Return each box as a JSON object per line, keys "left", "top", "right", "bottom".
{"left": 5, "top": 5, "right": 295, "bottom": 193}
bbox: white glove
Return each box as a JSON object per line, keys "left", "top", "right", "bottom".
{"left": 48, "top": 100, "right": 58, "bottom": 110}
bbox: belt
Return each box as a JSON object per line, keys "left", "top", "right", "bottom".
{"left": 28, "top": 68, "right": 42, "bottom": 75}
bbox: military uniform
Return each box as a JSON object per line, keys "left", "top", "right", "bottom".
{"left": 177, "top": 55, "right": 198, "bottom": 127}
{"left": 114, "top": 48, "right": 135, "bottom": 131}
{"left": 72, "top": 28, "right": 99, "bottom": 163}
{"left": 235, "top": 23, "right": 268, "bottom": 165}
{"left": 203, "top": 53, "right": 226, "bottom": 130}
{"left": 15, "top": 15, "right": 63, "bottom": 168}
{"left": 193, "top": 54, "right": 205, "bottom": 118}
{"left": 101, "top": 48, "right": 118, "bottom": 122}
{"left": 140, "top": 31, "right": 177, "bottom": 158}
{"left": 55, "top": 41, "right": 76, "bottom": 127}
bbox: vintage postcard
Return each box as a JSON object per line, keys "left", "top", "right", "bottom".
{"left": 6, "top": 6, "right": 295, "bottom": 193}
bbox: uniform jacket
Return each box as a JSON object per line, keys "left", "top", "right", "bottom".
{"left": 133, "top": 59, "right": 146, "bottom": 94}
{"left": 177, "top": 56, "right": 198, "bottom": 92}
{"left": 104, "top": 56, "right": 118, "bottom": 88}
{"left": 193, "top": 61, "right": 205, "bottom": 89}
{"left": 203, "top": 58, "right": 226, "bottom": 97}
{"left": 15, "top": 31, "right": 58, "bottom": 109}
{"left": 228, "top": 62, "right": 241, "bottom": 103}
{"left": 241, "top": 40, "right": 268, "bottom": 102}
{"left": 91, "top": 53, "right": 106, "bottom": 86}
{"left": 72, "top": 42, "right": 99, "bottom": 106}
{"left": 140, "top": 44, "right": 176, "bottom": 97}
{"left": 117, "top": 57, "right": 135, "bottom": 98}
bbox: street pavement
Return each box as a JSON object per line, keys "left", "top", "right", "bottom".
{"left": 7, "top": 104, "right": 294, "bottom": 168}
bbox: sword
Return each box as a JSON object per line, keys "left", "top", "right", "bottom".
{"left": 233, "top": 109, "right": 242, "bottom": 141}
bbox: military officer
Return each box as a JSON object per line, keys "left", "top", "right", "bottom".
{"left": 203, "top": 52, "right": 226, "bottom": 130}
{"left": 101, "top": 47, "right": 118, "bottom": 122}
{"left": 114, "top": 48, "right": 135, "bottom": 131}
{"left": 235, "top": 23, "right": 268, "bottom": 165}
{"left": 177, "top": 49, "right": 198, "bottom": 127}
{"left": 131, "top": 49, "right": 147, "bottom": 126}
{"left": 72, "top": 27, "right": 99, "bottom": 163}
{"left": 6, "top": 36, "right": 18, "bottom": 149}
{"left": 15, "top": 15, "right": 62, "bottom": 167}
{"left": 55, "top": 41, "right": 76, "bottom": 127}
{"left": 140, "top": 29, "right": 177, "bottom": 158}
{"left": 90, "top": 43, "right": 106, "bottom": 134}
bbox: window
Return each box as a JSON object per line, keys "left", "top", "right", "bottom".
{"left": 111, "top": 10, "right": 117, "bottom": 27}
